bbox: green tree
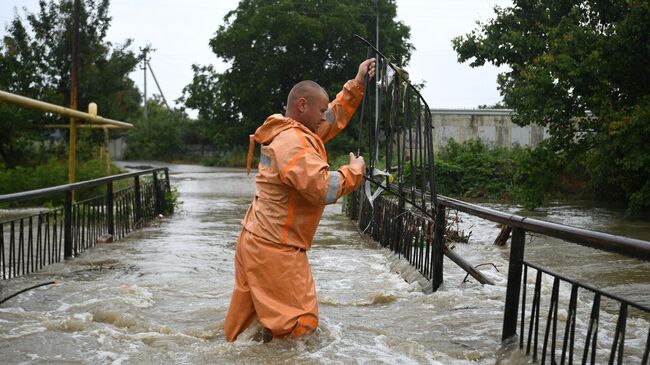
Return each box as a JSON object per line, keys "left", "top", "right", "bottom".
{"left": 182, "top": 0, "right": 412, "bottom": 156}
{"left": 125, "top": 98, "right": 189, "bottom": 161}
{"left": 453, "top": 1, "right": 650, "bottom": 212}
{"left": 0, "top": 0, "right": 141, "bottom": 168}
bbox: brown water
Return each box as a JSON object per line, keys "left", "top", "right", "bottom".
{"left": 0, "top": 162, "right": 648, "bottom": 364}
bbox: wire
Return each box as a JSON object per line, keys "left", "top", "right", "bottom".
{"left": 0, "top": 281, "right": 57, "bottom": 305}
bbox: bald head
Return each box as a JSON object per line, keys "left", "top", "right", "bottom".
{"left": 285, "top": 80, "right": 330, "bottom": 132}
{"left": 287, "top": 80, "right": 327, "bottom": 109}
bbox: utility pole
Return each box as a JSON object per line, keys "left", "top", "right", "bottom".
{"left": 142, "top": 47, "right": 149, "bottom": 119}
{"left": 69, "top": 0, "right": 80, "bottom": 186}
{"left": 143, "top": 49, "right": 148, "bottom": 119}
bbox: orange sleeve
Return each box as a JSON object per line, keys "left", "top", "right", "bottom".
{"left": 275, "top": 129, "right": 364, "bottom": 205}
{"left": 316, "top": 80, "right": 364, "bottom": 144}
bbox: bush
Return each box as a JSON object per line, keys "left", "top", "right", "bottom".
{"left": 512, "top": 141, "right": 563, "bottom": 210}
{"left": 0, "top": 158, "right": 122, "bottom": 207}
{"left": 402, "top": 139, "right": 519, "bottom": 200}
{"left": 202, "top": 148, "right": 255, "bottom": 168}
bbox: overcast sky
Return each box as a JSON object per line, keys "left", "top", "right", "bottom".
{"left": 1, "top": 0, "right": 513, "bottom": 116}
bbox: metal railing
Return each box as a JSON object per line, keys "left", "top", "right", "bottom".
{"left": 436, "top": 195, "right": 650, "bottom": 363}
{"left": 346, "top": 188, "right": 650, "bottom": 363}
{"left": 353, "top": 35, "right": 444, "bottom": 289}
{"left": 0, "top": 168, "right": 170, "bottom": 279}
{"left": 349, "top": 35, "right": 649, "bottom": 362}
{"left": 346, "top": 190, "right": 444, "bottom": 286}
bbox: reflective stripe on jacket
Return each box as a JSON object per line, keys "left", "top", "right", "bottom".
{"left": 243, "top": 80, "right": 364, "bottom": 251}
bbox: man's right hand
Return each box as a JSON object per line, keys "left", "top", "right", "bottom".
{"left": 354, "top": 58, "right": 376, "bottom": 86}
{"left": 349, "top": 152, "right": 365, "bottom": 171}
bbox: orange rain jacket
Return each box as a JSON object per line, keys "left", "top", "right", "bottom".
{"left": 224, "top": 80, "right": 365, "bottom": 341}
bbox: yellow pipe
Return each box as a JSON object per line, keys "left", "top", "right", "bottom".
{"left": 0, "top": 90, "right": 133, "bottom": 128}
{"left": 45, "top": 124, "right": 122, "bottom": 129}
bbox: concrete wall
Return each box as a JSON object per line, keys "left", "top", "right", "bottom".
{"left": 430, "top": 109, "right": 548, "bottom": 150}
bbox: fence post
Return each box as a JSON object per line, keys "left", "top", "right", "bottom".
{"left": 502, "top": 227, "right": 526, "bottom": 342}
{"left": 134, "top": 175, "right": 142, "bottom": 224}
{"left": 432, "top": 204, "right": 445, "bottom": 291}
{"left": 64, "top": 190, "right": 73, "bottom": 258}
{"left": 152, "top": 171, "right": 163, "bottom": 215}
{"left": 164, "top": 168, "right": 170, "bottom": 192}
{"left": 106, "top": 181, "right": 114, "bottom": 236}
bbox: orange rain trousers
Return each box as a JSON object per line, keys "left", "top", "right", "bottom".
{"left": 224, "top": 229, "right": 318, "bottom": 342}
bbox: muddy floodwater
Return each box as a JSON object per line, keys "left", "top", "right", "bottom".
{"left": 1, "top": 162, "right": 648, "bottom": 364}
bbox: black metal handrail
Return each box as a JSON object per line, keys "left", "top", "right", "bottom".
{"left": 0, "top": 168, "right": 171, "bottom": 280}
{"left": 347, "top": 188, "right": 650, "bottom": 363}
{"left": 436, "top": 195, "right": 650, "bottom": 261}
{"left": 0, "top": 168, "right": 167, "bottom": 204}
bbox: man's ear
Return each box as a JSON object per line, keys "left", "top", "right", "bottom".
{"left": 297, "top": 97, "right": 307, "bottom": 112}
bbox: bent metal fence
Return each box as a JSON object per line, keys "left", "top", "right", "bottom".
{"left": 0, "top": 168, "right": 170, "bottom": 280}
{"left": 348, "top": 36, "right": 650, "bottom": 363}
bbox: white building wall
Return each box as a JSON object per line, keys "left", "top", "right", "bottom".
{"left": 430, "top": 109, "right": 547, "bottom": 150}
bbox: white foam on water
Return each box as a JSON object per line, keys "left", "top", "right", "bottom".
{"left": 56, "top": 297, "right": 103, "bottom": 311}
{"left": 3, "top": 324, "right": 48, "bottom": 339}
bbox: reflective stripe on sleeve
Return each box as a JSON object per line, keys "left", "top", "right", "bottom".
{"left": 260, "top": 153, "right": 272, "bottom": 168}
{"left": 324, "top": 108, "right": 335, "bottom": 125}
{"left": 325, "top": 171, "right": 340, "bottom": 204}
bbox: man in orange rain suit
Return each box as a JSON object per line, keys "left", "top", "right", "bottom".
{"left": 224, "top": 58, "right": 376, "bottom": 342}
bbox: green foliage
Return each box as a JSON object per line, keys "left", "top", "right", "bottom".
{"left": 0, "top": 158, "right": 119, "bottom": 207}
{"left": 181, "top": 0, "right": 412, "bottom": 157}
{"left": 163, "top": 185, "right": 182, "bottom": 215}
{"left": 0, "top": 0, "right": 141, "bottom": 168}
{"left": 452, "top": 0, "right": 650, "bottom": 213}
{"left": 202, "top": 148, "right": 256, "bottom": 168}
{"left": 0, "top": 159, "right": 67, "bottom": 196}
{"left": 584, "top": 95, "right": 650, "bottom": 213}
{"left": 432, "top": 139, "right": 518, "bottom": 199}
{"left": 125, "top": 98, "right": 190, "bottom": 161}
{"left": 512, "top": 141, "right": 564, "bottom": 210}
{"left": 329, "top": 153, "right": 351, "bottom": 170}
{"left": 400, "top": 139, "right": 585, "bottom": 210}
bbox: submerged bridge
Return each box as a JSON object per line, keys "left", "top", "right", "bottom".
{"left": 0, "top": 163, "right": 649, "bottom": 364}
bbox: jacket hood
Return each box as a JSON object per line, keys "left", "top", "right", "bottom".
{"left": 254, "top": 114, "right": 313, "bottom": 144}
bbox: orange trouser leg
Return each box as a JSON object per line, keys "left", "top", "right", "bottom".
{"left": 224, "top": 231, "right": 257, "bottom": 342}
{"left": 223, "top": 229, "right": 318, "bottom": 341}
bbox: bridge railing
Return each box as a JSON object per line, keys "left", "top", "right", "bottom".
{"left": 346, "top": 189, "right": 650, "bottom": 363}
{"left": 437, "top": 195, "right": 650, "bottom": 363}
{"left": 0, "top": 168, "right": 170, "bottom": 280}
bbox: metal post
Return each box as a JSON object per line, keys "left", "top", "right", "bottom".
{"left": 152, "top": 171, "right": 162, "bottom": 215}
{"left": 134, "top": 176, "right": 142, "bottom": 224}
{"left": 432, "top": 204, "right": 445, "bottom": 291}
{"left": 374, "top": 0, "right": 379, "bottom": 132}
{"left": 147, "top": 60, "right": 170, "bottom": 109}
{"left": 68, "top": 0, "right": 80, "bottom": 188}
{"left": 106, "top": 182, "right": 114, "bottom": 236}
{"left": 502, "top": 227, "right": 526, "bottom": 342}
{"left": 164, "top": 168, "right": 170, "bottom": 192}
{"left": 64, "top": 191, "right": 73, "bottom": 258}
